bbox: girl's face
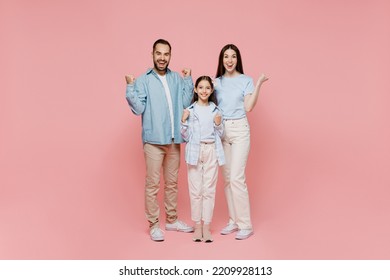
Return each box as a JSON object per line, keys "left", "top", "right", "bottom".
{"left": 223, "top": 48, "right": 238, "bottom": 74}
{"left": 195, "top": 80, "right": 213, "bottom": 104}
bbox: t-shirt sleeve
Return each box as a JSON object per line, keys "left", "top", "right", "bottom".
{"left": 244, "top": 76, "right": 255, "bottom": 96}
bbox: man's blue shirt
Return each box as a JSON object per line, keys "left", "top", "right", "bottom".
{"left": 126, "top": 68, "right": 194, "bottom": 144}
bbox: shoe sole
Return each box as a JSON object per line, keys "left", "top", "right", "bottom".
{"left": 235, "top": 231, "right": 254, "bottom": 240}
{"left": 165, "top": 228, "right": 194, "bottom": 233}
{"left": 151, "top": 237, "right": 164, "bottom": 242}
{"left": 220, "top": 228, "right": 239, "bottom": 235}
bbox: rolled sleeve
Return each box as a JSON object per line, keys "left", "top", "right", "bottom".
{"left": 182, "top": 76, "right": 194, "bottom": 108}
{"left": 126, "top": 83, "right": 146, "bottom": 115}
{"left": 180, "top": 120, "right": 190, "bottom": 142}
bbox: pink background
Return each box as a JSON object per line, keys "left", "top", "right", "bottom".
{"left": 1, "top": 0, "right": 390, "bottom": 259}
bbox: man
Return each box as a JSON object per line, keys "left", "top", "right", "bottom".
{"left": 125, "top": 39, "right": 194, "bottom": 241}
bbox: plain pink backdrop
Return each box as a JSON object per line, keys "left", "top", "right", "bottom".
{"left": 1, "top": 0, "right": 390, "bottom": 259}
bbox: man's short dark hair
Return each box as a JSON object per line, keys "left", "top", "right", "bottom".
{"left": 153, "top": 39, "right": 171, "bottom": 52}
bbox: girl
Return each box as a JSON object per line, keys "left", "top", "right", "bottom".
{"left": 181, "top": 76, "right": 225, "bottom": 242}
{"left": 214, "top": 44, "right": 268, "bottom": 240}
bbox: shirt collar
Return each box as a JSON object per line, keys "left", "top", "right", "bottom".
{"left": 146, "top": 68, "right": 172, "bottom": 75}
{"left": 189, "top": 101, "right": 219, "bottom": 112}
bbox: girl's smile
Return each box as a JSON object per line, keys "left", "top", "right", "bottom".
{"left": 194, "top": 80, "right": 213, "bottom": 105}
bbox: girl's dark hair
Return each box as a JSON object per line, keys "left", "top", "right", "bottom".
{"left": 215, "top": 44, "right": 244, "bottom": 78}
{"left": 192, "top": 76, "right": 218, "bottom": 105}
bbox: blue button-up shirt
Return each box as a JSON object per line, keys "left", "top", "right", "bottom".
{"left": 181, "top": 102, "right": 225, "bottom": 166}
{"left": 126, "top": 68, "right": 194, "bottom": 144}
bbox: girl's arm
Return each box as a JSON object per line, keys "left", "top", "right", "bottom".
{"left": 244, "top": 74, "right": 269, "bottom": 112}
{"left": 214, "top": 113, "right": 224, "bottom": 138}
{"left": 180, "top": 109, "right": 191, "bottom": 142}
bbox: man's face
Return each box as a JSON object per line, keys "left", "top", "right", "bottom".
{"left": 152, "top": 43, "right": 171, "bottom": 75}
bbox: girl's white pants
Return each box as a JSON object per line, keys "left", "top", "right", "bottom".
{"left": 187, "top": 142, "right": 218, "bottom": 224}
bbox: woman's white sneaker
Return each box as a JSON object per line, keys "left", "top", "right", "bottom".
{"left": 235, "top": 229, "right": 254, "bottom": 240}
{"left": 220, "top": 223, "right": 239, "bottom": 235}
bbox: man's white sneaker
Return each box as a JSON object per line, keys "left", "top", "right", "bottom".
{"left": 150, "top": 227, "right": 164, "bottom": 241}
{"left": 220, "top": 223, "right": 239, "bottom": 235}
{"left": 165, "top": 220, "right": 194, "bottom": 232}
{"left": 235, "top": 229, "right": 254, "bottom": 240}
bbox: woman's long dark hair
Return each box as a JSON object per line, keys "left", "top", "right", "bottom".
{"left": 192, "top": 76, "right": 218, "bottom": 105}
{"left": 215, "top": 44, "right": 244, "bottom": 78}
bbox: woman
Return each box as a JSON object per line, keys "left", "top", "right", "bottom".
{"left": 214, "top": 44, "right": 268, "bottom": 240}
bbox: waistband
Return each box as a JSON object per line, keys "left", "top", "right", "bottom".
{"left": 224, "top": 116, "right": 247, "bottom": 121}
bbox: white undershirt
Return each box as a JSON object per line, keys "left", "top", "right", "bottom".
{"left": 158, "top": 74, "right": 174, "bottom": 138}
{"left": 195, "top": 103, "right": 215, "bottom": 142}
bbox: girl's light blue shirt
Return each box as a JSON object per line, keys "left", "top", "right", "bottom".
{"left": 181, "top": 102, "right": 225, "bottom": 166}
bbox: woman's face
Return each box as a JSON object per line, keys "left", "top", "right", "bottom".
{"left": 223, "top": 48, "right": 238, "bottom": 74}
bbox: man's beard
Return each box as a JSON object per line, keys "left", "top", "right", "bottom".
{"left": 154, "top": 60, "right": 169, "bottom": 72}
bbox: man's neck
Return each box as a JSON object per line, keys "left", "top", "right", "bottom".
{"left": 154, "top": 68, "right": 167, "bottom": 76}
